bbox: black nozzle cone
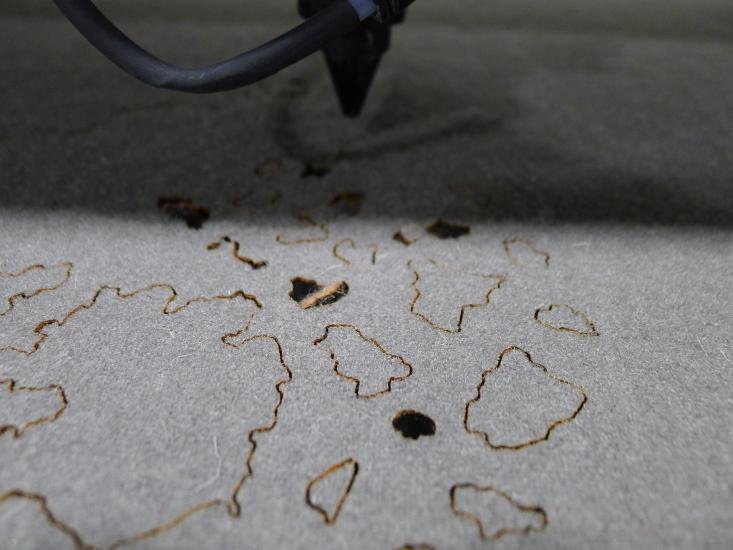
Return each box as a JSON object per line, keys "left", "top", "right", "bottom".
{"left": 325, "top": 54, "right": 382, "bottom": 117}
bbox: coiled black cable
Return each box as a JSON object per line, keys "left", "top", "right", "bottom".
{"left": 53, "top": 0, "right": 375, "bottom": 93}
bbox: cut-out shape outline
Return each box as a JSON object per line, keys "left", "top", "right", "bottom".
{"left": 305, "top": 458, "right": 359, "bottom": 525}
{"left": 502, "top": 238, "right": 550, "bottom": 269}
{"left": 1, "top": 284, "right": 262, "bottom": 356}
{"left": 464, "top": 347, "right": 588, "bottom": 451}
{"left": 104, "top": 334, "right": 293, "bottom": 549}
{"left": 0, "top": 379, "right": 68, "bottom": 439}
{"left": 1, "top": 262, "right": 73, "bottom": 317}
{"left": 276, "top": 215, "right": 329, "bottom": 245}
{"left": 1, "top": 293, "right": 291, "bottom": 548}
{"left": 332, "top": 239, "right": 378, "bottom": 266}
{"left": 0, "top": 490, "right": 92, "bottom": 550}
{"left": 207, "top": 236, "right": 268, "bottom": 270}
{"left": 449, "top": 483, "right": 548, "bottom": 541}
{"left": 408, "top": 259, "right": 506, "bottom": 334}
{"left": 314, "top": 324, "right": 413, "bottom": 399}
{"left": 534, "top": 304, "right": 600, "bottom": 336}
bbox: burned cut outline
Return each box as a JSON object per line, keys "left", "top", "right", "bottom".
{"left": 449, "top": 483, "right": 548, "bottom": 541}
{"left": 407, "top": 259, "right": 506, "bottom": 334}
{"left": 3, "top": 333, "right": 293, "bottom": 549}
{"left": 0, "top": 379, "right": 68, "bottom": 439}
{"left": 276, "top": 214, "right": 330, "bottom": 245}
{"left": 393, "top": 224, "right": 425, "bottom": 247}
{"left": 313, "top": 324, "right": 413, "bottom": 399}
{"left": 332, "top": 238, "right": 378, "bottom": 266}
{"left": 305, "top": 458, "right": 359, "bottom": 525}
{"left": 534, "top": 304, "right": 600, "bottom": 336}
{"left": 111, "top": 333, "right": 294, "bottom": 548}
{"left": 0, "top": 491, "right": 92, "bottom": 550}
{"left": 502, "top": 238, "right": 550, "bottom": 269}
{"left": 0, "top": 284, "right": 262, "bottom": 356}
{"left": 207, "top": 236, "right": 268, "bottom": 270}
{"left": 1, "top": 261, "right": 73, "bottom": 317}
{"left": 393, "top": 231, "right": 418, "bottom": 246}
{"left": 464, "top": 347, "right": 588, "bottom": 451}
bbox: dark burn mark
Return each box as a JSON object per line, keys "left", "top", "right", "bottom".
{"left": 392, "top": 410, "right": 436, "bottom": 440}
{"left": 426, "top": 219, "right": 470, "bottom": 239}
{"left": 157, "top": 197, "right": 210, "bottom": 230}
{"left": 393, "top": 231, "right": 416, "bottom": 246}
{"left": 328, "top": 192, "right": 365, "bottom": 216}
{"left": 290, "top": 277, "right": 320, "bottom": 303}
{"left": 289, "top": 277, "right": 349, "bottom": 309}
{"left": 301, "top": 161, "right": 331, "bottom": 179}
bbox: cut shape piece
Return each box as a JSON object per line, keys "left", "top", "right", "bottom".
{"left": 327, "top": 192, "right": 365, "bottom": 216}
{"left": 157, "top": 197, "right": 210, "bottom": 229}
{"left": 276, "top": 215, "right": 329, "bottom": 245}
{"left": 1, "top": 262, "right": 73, "bottom": 317}
{"left": 290, "top": 278, "right": 349, "bottom": 309}
{"left": 313, "top": 324, "right": 413, "bottom": 398}
{"left": 503, "top": 238, "right": 550, "bottom": 269}
{"left": 207, "top": 236, "right": 268, "bottom": 270}
{"left": 305, "top": 458, "right": 359, "bottom": 525}
{"left": 392, "top": 410, "right": 436, "bottom": 440}
{"left": 332, "top": 239, "right": 378, "bottom": 266}
{"left": 408, "top": 259, "right": 505, "bottom": 334}
{"left": 534, "top": 304, "right": 599, "bottom": 336}
{"left": 450, "top": 483, "right": 548, "bottom": 541}
{"left": 0, "top": 379, "right": 68, "bottom": 439}
{"left": 426, "top": 219, "right": 470, "bottom": 239}
{"left": 465, "top": 347, "right": 588, "bottom": 450}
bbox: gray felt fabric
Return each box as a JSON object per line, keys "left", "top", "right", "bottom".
{"left": 1, "top": 1, "right": 732, "bottom": 549}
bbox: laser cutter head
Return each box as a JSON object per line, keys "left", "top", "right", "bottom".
{"left": 299, "top": 0, "right": 412, "bottom": 116}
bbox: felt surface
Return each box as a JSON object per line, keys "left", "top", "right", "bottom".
{"left": 1, "top": 2, "right": 732, "bottom": 549}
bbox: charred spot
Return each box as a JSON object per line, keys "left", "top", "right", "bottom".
{"left": 157, "top": 197, "right": 210, "bottom": 230}
{"left": 393, "top": 231, "right": 416, "bottom": 246}
{"left": 426, "top": 219, "right": 470, "bottom": 239}
{"left": 392, "top": 409, "right": 436, "bottom": 440}
{"left": 290, "top": 277, "right": 349, "bottom": 309}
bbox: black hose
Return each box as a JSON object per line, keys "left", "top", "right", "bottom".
{"left": 53, "top": 0, "right": 367, "bottom": 94}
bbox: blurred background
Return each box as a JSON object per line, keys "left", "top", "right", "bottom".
{"left": 2, "top": 0, "right": 732, "bottom": 224}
